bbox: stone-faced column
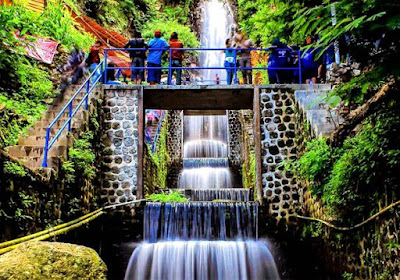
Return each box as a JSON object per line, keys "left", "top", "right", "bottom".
{"left": 101, "top": 88, "right": 139, "bottom": 204}
{"left": 167, "top": 110, "right": 183, "bottom": 188}
{"left": 228, "top": 110, "right": 243, "bottom": 188}
{"left": 259, "top": 88, "right": 299, "bottom": 223}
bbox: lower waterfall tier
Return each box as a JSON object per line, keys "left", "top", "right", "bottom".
{"left": 179, "top": 167, "right": 232, "bottom": 189}
{"left": 124, "top": 240, "right": 280, "bottom": 280}
{"left": 144, "top": 202, "right": 258, "bottom": 242}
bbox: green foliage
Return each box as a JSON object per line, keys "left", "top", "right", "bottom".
{"left": 237, "top": 0, "right": 304, "bottom": 46}
{"left": 291, "top": 108, "right": 400, "bottom": 220}
{"left": 62, "top": 132, "right": 96, "bottom": 183}
{"left": 342, "top": 272, "right": 353, "bottom": 280}
{"left": 147, "top": 191, "right": 188, "bottom": 203}
{"left": 242, "top": 152, "right": 256, "bottom": 189}
{"left": 289, "top": 138, "right": 334, "bottom": 196}
{"left": 3, "top": 161, "right": 27, "bottom": 177}
{"left": 80, "top": 0, "right": 157, "bottom": 33}
{"left": 146, "top": 119, "right": 169, "bottom": 189}
{"left": 0, "top": 1, "right": 93, "bottom": 147}
{"left": 142, "top": 19, "right": 200, "bottom": 49}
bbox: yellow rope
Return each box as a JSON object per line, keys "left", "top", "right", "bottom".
{"left": 0, "top": 212, "right": 104, "bottom": 255}
{"left": 0, "top": 199, "right": 145, "bottom": 255}
{"left": 0, "top": 209, "right": 103, "bottom": 249}
{"left": 296, "top": 200, "right": 400, "bottom": 231}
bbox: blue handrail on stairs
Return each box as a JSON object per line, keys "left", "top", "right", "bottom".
{"left": 151, "top": 110, "right": 166, "bottom": 153}
{"left": 42, "top": 60, "right": 105, "bottom": 167}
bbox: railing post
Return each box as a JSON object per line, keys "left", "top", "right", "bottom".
{"left": 298, "top": 49, "right": 302, "bottom": 84}
{"left": 42, "top": 128, "right": 50, "bottom": 167}
{"left": 68, "top": 102, "right": 72, "bottom": 132}
{"left": 168, "top": 48, "right": 172, "bottom": 85}
{"left": 85, "top": 80, "right": 89, "bottom": 110}
{"left": 233, "top": 49, "right": 238, "bottom": 84}
{"left": 104, "top": 51, "right": 108, "bottom": 84}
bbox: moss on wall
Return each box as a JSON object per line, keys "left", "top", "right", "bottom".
{"left": 144, "top": 116, "right": 169, "bottom": 195}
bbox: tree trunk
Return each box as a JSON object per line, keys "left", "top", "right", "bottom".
{"left": 330, "top": 82, "right": 397, "bottom": 147}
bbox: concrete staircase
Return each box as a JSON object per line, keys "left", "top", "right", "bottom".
{"left": 7, "top": 85, "right": 87, "bottom": 171}
{"left": 295, "top": 89, "right": 343, "bottom": 137}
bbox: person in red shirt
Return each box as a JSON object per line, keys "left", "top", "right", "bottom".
{"left": 168, "top": 32, "right": 184, "bottom": 85}
{"left": 86, "top": 40, "right": 102, "bottom": 82}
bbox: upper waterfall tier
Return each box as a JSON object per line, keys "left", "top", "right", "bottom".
{"left": 144, "top": 202, "right": 258, "bottom": 242}
{"left": 184, "top": 115, "right": 228, "bottom": 142}
{"left": 125, "top": 240, "right": 280, "bottom": 280}
{"left": 183, "top": 140, "right": 228, "bottom": 158}
{"left": 183, "top": 158, "right": 228, "bottom": 168}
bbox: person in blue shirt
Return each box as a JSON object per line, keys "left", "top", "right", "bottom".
{"left": 224, "top": 38, "right": 236, "bottom": 85}
{"left": 147, "top": 29, "right": 170, "bottom": 85}
{"left": 301, "top": 36, "right": 320, "bottom": 84}
{"left": 268, "top": 39, "right": 292, "bottom": 84}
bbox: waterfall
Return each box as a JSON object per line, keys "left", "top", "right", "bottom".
{"left": 179, "top": 115, "right": 232, "bottom": 189}
{"left": 125, "top": 1, "right": 280, "bottom": 279}
{"left": 143, "top": 202, "right": 258, "bottom": 242}
{"left": 190, "top": 189, "right": 251, "bottom": 202}
{"left": 200, "top": 0, "right": 234, "bottom": 83}
{"left": 125, "top": 240, "right": 280, "bottom": 280}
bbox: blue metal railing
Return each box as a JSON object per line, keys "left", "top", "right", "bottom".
{"left": 42, "top": 60, "right": 105, "bottom": 167}
{"left": 151, "top": 110, "right": 166, "bottom": 153}
{"left": 104, "top": 48, "right": 303, "bottom": 84}
{"left": 42, "top": 47, "right": 303, "bottom": 167}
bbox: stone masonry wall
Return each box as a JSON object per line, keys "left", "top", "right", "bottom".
{"left": 259, "top": 88, "right": 300, "bottom": 223}
{"left": 167, "top": 110, "right": 183, "bottom": 188}
{"left": 101, "top": 88, "right": 139, "bottom": 204}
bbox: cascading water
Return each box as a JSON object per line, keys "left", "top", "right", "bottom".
{"left": 179, "top": 115, "right": 232, "bottom": 189}
{"left": 125, "top": 1, "right": 280, "bottom": 279}
{"left": 199, "top": 0, "right": 234, "bottom": 83}
{"left": 125, "top": 240, "right": 279, "bottom": 280}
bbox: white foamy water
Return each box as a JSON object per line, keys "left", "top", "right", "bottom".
{"left": 200, "top": 0, "right": 234, "bottom": 83}
{"left": 179, "top": 167, "right": 232, "bottom": 189}
{"left": 124, "top": 240, "right": 280, "bottom": 280}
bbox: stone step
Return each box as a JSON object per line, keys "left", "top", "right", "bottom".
{"left": 295, "top": 90, "right": 331, "bottom": 111}
{"left": 34, "top": 117, "right": 84, "bottom": 129}
{"left": 7, "top": 145, "right": 67, "bottom": 158}
{"left": 306, "top": 109, "right": 342, "bottom": 137}
{"left": 18, "top": 135, "right": 69, "bottom": 146}
{"left": 18, "top": 156, "right": 61, "bottom": 170}
{"left": 42, "top": 110, "right": 84, "bottom": 120}
{"left": 28, "top": 122, "right": 82, "bottom": 136}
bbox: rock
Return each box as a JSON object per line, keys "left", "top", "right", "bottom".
{"left": 0, "top": 241, "right": 107, "bottom": 279}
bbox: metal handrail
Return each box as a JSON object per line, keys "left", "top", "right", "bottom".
{"left": 42, "top": 60, "right": 105, "bottom": 167}
{"left": 104, "top": 47, "right": 303, "bottom": 84}
{"left": 151, "top": 110, "right": 166, "bottom": 153}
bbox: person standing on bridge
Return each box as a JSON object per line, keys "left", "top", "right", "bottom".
{"left": 235, "top": 34, "right": 254, "bottom": 84}
{"left": 124, "top": 31, "right": 147, "bottom": 85}
{"left": 147, "top": 29, "right": 170, "bottom": 85}
{"left": 168, "top": 32, "right": 184, "bottom": 85}
{"left": 224, "top": 38, "right": 236, "bottom": 85}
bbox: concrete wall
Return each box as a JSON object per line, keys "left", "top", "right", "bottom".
{"left": 101, "top": 87, "right": 141, "bottom": 204}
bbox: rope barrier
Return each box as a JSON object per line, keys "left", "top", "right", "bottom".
{"left": 296, "top": 200, "right": 400, "bottom": 231}
{"left": 0, "top": 199, "right": 145, "bottom": 254}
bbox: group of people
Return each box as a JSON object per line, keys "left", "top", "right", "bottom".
{"left": 83, "top": 31, "right": 334, "bottom": 86}
{"left": 223, "top": 34, "right": 334, "bottom": 85}
{"left": 124, "top": 30, "right": 184, "bottom": 85}
{"left": 224, "top": 34, "right": 254, "bottom": 84}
